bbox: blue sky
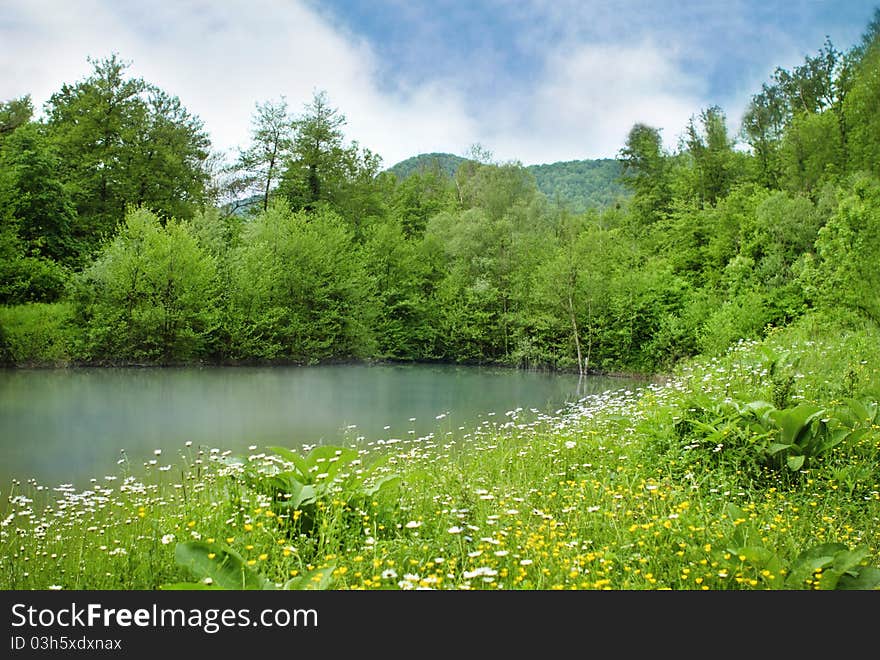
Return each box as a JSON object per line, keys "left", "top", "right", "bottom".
{"left": 1, "top": 1, "right": 877, "bottom": 166}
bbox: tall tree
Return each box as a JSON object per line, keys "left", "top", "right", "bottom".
{"left": 683, "top": 106, "right": 736, "bottom": 207}
{"left": 278, "top": 90, "right": 387, "bottom": 237}
{"left": 772, "top": 37, "right": 853, "bottom": 181}
{"left": 233, "top": 97, "right": 294, "bottom": 213}
{"left": 280, "top": 90, "right": 347, "bottom": 212}
{"left": 0, "top": 122, "right": 79, "bottom": 265}
{"left": 618, "top": 123, "right": 671, "bottom": 227}
{"left": 741, "top": 83, "right": 787, "bottom": 188}
{"left": 844, "top": 24, "right": 880, "bottom": 176}
{"left": 45, "top": 54, "right": 211, "bottom": 254}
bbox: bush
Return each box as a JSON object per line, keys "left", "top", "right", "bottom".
{"left": 697, "top": 290, "right": 774, "bottom": 356}
{"left": 0, "top": 302, "right": 77, "bottom": 365}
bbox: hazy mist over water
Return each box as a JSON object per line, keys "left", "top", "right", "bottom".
{"left": 0, "top": 363, "right": 638, "bottom": 493}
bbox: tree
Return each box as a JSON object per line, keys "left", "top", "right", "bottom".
{"left": 0, "top": 96, "right": 33, "bottom": 140}
{"left": 683, "top": 106, "right": 736, "bottom": 207}
{"left": 278, "top": 90, "right": 386, "bottom": 236}
{"left": 618, "top": 123, "right": 671, "bottom": 227}
{"left": 45, "top": 54, "right": 211, "bottom": 254}
{"left": 771, "top": 37, "right": 854, "bottom": 178}
{"left": 843, "top": 32, "right": 880, "bottom": 176}
{"left": 361, "top": 216, "right": 439, "bottom": 359}
{"left": 233, "top": 98, "right": 294, "bottom": 213}
{"left": 741, "top": 83, "right": 787, "bottom": 188}
{"left": 72, "top": 207, "right": 219, "bottom": 362}
{"left": 803, "top": 175, "right": 880, "bottom": 325}
{"left": 390, "top": 162, "right": 457, "bottom": 237}
{"left": 226, "top": 201, "right": 374, "bottom": 361}
{"left": 280, "top": 90, "right": 347, "bottom": 212}
{"left": 0, "top": 122, "right": 79, "bottom": 265}
{"left": 533, "top": 215, "right": 619, "bottom": 373}
{"left": 0, "top": 117, "right": 75, "bottom": 303}
{"left": 126, "top": 89, "right": 212, "bottom": 220}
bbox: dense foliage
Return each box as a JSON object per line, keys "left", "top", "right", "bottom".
{"left": 2, "top": 14, "right": 880, "bottom": 377}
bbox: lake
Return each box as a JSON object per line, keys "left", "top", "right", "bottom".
{"left": 0, "top": 363, "right": 637, "bottom": 495}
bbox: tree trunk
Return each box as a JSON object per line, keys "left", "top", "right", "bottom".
{"left": 567, "top": 291, "right": 583, "bottom": 376}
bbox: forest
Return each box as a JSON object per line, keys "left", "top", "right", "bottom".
{"left": 2, "top": 11, "right": 880, "bottom": 377}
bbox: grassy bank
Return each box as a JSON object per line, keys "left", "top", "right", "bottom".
{"left": 2, "top": 310, "right": 878, "bottom": 590}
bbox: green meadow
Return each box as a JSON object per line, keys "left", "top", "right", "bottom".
{"left": 3, "top": 310, "right": 877, "bottom": 591}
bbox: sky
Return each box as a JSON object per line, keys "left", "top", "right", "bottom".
{"left": 1, "top": 0, "right": 877, "bottom": 167}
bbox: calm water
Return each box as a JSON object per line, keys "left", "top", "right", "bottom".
{"left": 0, "top": 363, "right": 636, "bottom": 493}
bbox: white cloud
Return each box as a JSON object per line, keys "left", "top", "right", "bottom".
{"left": 0, "top": 0, "right": 804, "bottom": 167}
{"left": 481, "top": 41, "right": 706, "bottom": 164}
{"left": 0, "top": 0, "right": 480, "bottom": 166}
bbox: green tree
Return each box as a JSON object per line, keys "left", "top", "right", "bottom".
{"left": 770, "top": 37, "right": 854, "bottom": 188}
{"left": 72, "top": 207, "right": 218, "bottom": 362}
{"left": 0, "top": 118, "right": 74, "bottom": 303}
{"left": 0, "top": 122, "right": 80, "bottom": 264}
{"left": 226, "top": 201, "right": 374, "bottom": 361}
{"left": 390, "top": 163, "right": 457, "bottom": 237}
{"left": 279, "top": 90, "right": 386, "bottom": 236}
{"left": 532, "top": 215, "right": 620, "bottom": 372}
{"left": 361, "top": 217, "right": 440, "bottom": 359}
{"left": 779, "top": 110, "right": 845, "bottom": 193}
{"left": 0, "top": 96, "right": 33, "bottom": 140}
{"left": 45, "top": 54, "right": 211, "bottom": 254}
{"left": 279, "top": 90, "right": 347, "bottom": 212}
{"left": 843, "top": 33, "right": 880, "bottom": 176}
{"left": 618, "top": 123, "right": 672, "bottom": 228}
{"left": 233, "top": 98, "right": 294, "bottom": 213}
{"left": 804, "top": 175, "right": 880, "bottom": 325}
{"left": 0, "top": 218, "right": 68, "bottom": 304}
{"left": 683, "top": 106, "right": 737, "bottom": 207}
{"left": 741, "top": 83, "right": 787, "bottom": 188}
{"left": 426, "top": 161, "right": 550, "bottom": 362}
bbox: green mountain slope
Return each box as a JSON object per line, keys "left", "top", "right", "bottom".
{"left": 388, "top": 152, "right": 629, "bottom": 213}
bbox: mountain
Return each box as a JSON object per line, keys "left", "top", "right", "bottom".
{"left": 387, "top": 152, "right": 630, "bottom": 213}
{"left": 387, "top": 152, "right": 467, "bottom": 180}
{"left": 528, "top": 158, "right": 629, "bottom": 213}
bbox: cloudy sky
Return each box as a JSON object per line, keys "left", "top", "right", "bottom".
{"left": 1, "top": 0, "right": 876, "bottom": 167}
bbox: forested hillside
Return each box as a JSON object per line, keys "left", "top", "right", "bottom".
{"left": 389, "top": 153, "right": 628, "bottom": 213}
{"left": 2, "top": 11, "right": 880, "bottom": 375}
{"left": 387, "top": 152, "right": 466, "bottom": 180}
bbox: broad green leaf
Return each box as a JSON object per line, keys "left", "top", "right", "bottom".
{"left": 794, "top": 543, "right": 848, "bottom": 561}
{"left": 818, "top": 570, "right": 842, "bottom": 590}
{"left": 733, "top": 546, "right": 776, "bottom": 565}
{"left": 786, "top": 555, "right": 834, "bottom": 588}
{"left": 283, "top": 562, "right": 337, "bottom": 590}
{"left": 363, "top": 474, "right": 401, "bottom": 498}
{"left": 768, "top": 404, "right": 824, "bottom": 446}
{"left": 267, "top": 446, "right": 310, "bottom": 480}
{"left": 272, "top": 482, "right": 316, "bottom": 510}
{"left": 840, "top": 428, "right": 868, "bottom": 444}
{"left": 174, "top": 541, "right": 271, "bottom": 590}
{"left": 831, "top": 547, "right": 871, "bottom": 575}
{"left": 837, "top": 567, "right": 880, "bottom": 590}
{"left": 843, "top": 398, "right": 871, "bottom": 423}
{"left": 786, "top": 454, "right": 805, "bottom": 471}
